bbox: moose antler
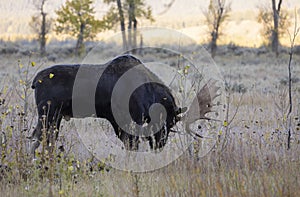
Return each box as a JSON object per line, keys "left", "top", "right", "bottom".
{"left": 183, "top": 79, "right": 220, "bottom": 138}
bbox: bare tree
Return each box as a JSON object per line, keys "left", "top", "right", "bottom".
{"left": 117, "top": 0, "right": 128, "bottom": 50}
{"left": 103, "top": 0, "right": 128, "bottom": 50}
{"left": 127, "top": 0, "right": 137, "bottom": 49}
{"left": 257, "top": 3, "right": 290, "bottom": 50}
{"left": 126, "top": 0, "right": 153, "bottom": 51}
{"left": 103, "top": 0, "right": 154, "bottom": 51}
{"left": 29, "top": 0, "right": 51, "bottom": 56}
{"left": 204, "top": 0, "right": 231, "bottom": 58}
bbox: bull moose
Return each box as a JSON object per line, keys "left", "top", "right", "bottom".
{"left": 29, "top": 54, "right": 219, "bottom": 155}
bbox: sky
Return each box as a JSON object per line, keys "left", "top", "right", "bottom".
{"left": 0, "top": 0, "right": 299, "bottom": 18}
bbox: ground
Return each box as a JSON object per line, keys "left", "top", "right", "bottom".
{"left": 0, "top": 43, "right": 300, "bottom": 196}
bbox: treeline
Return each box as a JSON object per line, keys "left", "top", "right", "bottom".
{"left": 29, "top": 0, "right": 293, "bottom": 58}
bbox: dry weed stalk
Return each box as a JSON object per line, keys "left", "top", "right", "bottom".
{"left": 287, "top": 9, "right": 300, "bottom": 149}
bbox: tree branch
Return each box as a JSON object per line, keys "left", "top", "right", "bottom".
{"left": 158, "top": 0, "right": 175, "bottom": 15}
{"left": 277, "top": 0, "right": 282, "bottom": 13}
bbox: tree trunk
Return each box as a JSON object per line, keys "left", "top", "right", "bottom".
{"left": 139, "top": 34, "right": 143, "bottom": 55}
{"left": 40, "top": 12, "right": 46, "bottom": 56}
{"left": 133, "top": 12, "right": 137, "bottom": 50}
{"left": 39, "top": 0, "right": 47, "bottom": 56}
{"left": 128, "top": 0, "right": 137, "bottom": 53}
{"left": 128, "top": 22, "right": 132, "bottom": 51}
{"left": 209, "top": 0, "right": 225, "bottom": 59}
{"left": 116, "top": 0, "right": 127, "bottom": 50}
{"left": 76, "top": 23, "right": 85, "bottom": 55}
{"left": 128, "top": 0, "right": 134, "bottom": 50}
{"left": 210, "top": 31, "right": 218, "bottom": 58}
{"left": 271, "top": 0, "right": 282, "bottom": 57}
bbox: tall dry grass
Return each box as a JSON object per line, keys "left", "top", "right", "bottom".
{"left": 0, "top": 50, "right": 299, "bottom": 196}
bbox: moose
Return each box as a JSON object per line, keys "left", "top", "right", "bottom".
{"left": 29, "top": 54, "right": 219, "bottom": 155}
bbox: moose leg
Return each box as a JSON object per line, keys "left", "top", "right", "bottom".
{"left": 30, "top": 99, "right": 63, "bottom": 155}
{"left": 154, "top": 125, "right": 169, "bottom": 150}
{"left": 119, "top": 131, "right": 139, "bottom": 151}
{"left": 147, "top": 136, "right": 154, "bottom": 150}
{"left": 111, "top": 122, "right": 139, "bottom": 151}
{"left": 29, "top": 120, "right": 43, "bottom": 155}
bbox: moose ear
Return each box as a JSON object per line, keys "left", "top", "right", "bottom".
{"left": 176, "top": 107, "right": 188, "bottom": 115}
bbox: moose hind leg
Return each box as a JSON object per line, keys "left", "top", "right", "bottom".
{"left": 119, "top": 131, "right": 139, "bottom": 151}
{"left": 111, "top": 121, "right": 139, "bottom": 151}
{"left": 29, "top": 120, "right": 43, "bottom": 155}
{"left": 32, "top": 100, "right": 63, "bottom": 153}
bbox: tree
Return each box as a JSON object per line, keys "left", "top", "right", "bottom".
{"left": 54, "top": 0, "right": 104, "bottom": 55}
{"left": 29, "top": 0, "right": 51, "bottom": 56}
{"left": 127, "top": 0, "right": 153, "bottom": 49}
{"left": 203, "top": 0, "right": 231, "bottom": 58}
{"left": 257, "top": 1, "right": 289, "bottom": 56}
{"left": 271, "top": 0, "right": 282, "bottom": 57}
{"left": 103, "top": 0, "right": 128, "bottom": 50}
{"left": 103, "top": 0, "right": 154, "bottom": 50}
{"left": 127, "top": 0, "right": 136, "bottom": 49}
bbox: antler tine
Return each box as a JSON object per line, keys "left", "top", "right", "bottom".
{"left": 184, "top": 79, "right": 221, "bottom": 128}
{"left": 198, "top": 79, "right": 220, "bottom": 119}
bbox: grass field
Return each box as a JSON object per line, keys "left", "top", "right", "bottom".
{"left": 0, "top": 43, "right": 300, "bottom": 197}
